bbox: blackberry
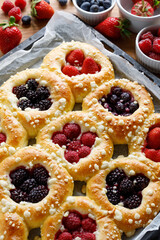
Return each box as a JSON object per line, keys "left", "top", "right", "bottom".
{"left": 26, "top": 90, "right": 38, "bottom": 103}
{"left": 36, "top": 99, "right": 52, "bottom": 111}
{"left": 132, "top": 174, "right": 149, "bottom": 192}
{"left": 36, "top": 86, "right": 50, "bottom": 101}
{"left": 124, "top": 194, "right": 142, "bottom": 209}
{"left": 32, "top": 165, "right": 49, "bottom": 185}
{"left": 10, "top": 167, "right": 29, "bottom": 187}
{"left": 20, "top": 178, "right": 38, "bottom": 193}
{"left": 26, "top": 79, "right": 38, "bottom": 91}
{"left": 106, "top": 186, "right": 120, "bottom": 205}
{"left": 119, "top": 178, "right": 134, "bottom": 196}
{"left": 10, "top": 189, "right": 28, "bottom": 203}
{"left": 28, "top": 185, "right": 49, "bottom": 203}
{"left": 106, "top": 168, "right": 126, "bottom": 186}
{"left": 18, "top": 99, "right": 32, "bottom": 110}
{"left": 13, "top": 85, "right": 28, "bottom": 99}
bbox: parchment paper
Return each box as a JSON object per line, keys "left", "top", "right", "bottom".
{"left": 0, "top": 11, "right": 160, "bottom": 240}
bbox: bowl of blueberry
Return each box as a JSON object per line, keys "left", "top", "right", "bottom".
{"left": 72, "top": 0, "right": 116, "bottom": 25}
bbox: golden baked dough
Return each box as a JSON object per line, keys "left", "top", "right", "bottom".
{"left": 0, "top": 146, "right": 73, "bottom": 229}
{"left": 36, "top": 111, "right": 113, "bottom": 181}
{"left": 0, "top": 105, "right": 27, "bottom": 162}
{"left": 0, "top": 68, "right": 74, "bottom": 137}
{"left": 41, "top": 41, "right": 114, "bottom": 103}
{"left": 82, "top": 78, "right": 154, "bottom": 144}
{"left": 0, "top": 212, "right": 28, "bottom": 240}
{"left": 86, "top": 157, "right": 160, "bottom": 236}
{"left": 41, "top": 196, "right": 121, "bottom": 240}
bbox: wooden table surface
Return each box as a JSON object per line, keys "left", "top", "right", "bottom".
{"left": 0, "top": 0, "right": 136, "bottom": 59}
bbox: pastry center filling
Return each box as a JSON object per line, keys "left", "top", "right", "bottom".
{"left": 62, "top": 49, "right": 101, "bottom": 77}
{"left": 106, "top": 168, "right": 149, "bottom": 209}
{"left": 9, "top": 164, "right": 49, "bottom": 203}
{"left": 55, "top": 210, "right": 97, "bottom": 240}
{"left": 12, "top": 78, "right": 52, "bottom": 111}
{"left": 142, "top": 125, "right": 160, "bottom": 162}
{"left": 98, "top": 86, "right": 139, "bottom": 116}
{"left": 51, "top": 123, "right": 97, "bottom": 164}
{"left": 0, "top": 133, "right": 6, "bottom": 144}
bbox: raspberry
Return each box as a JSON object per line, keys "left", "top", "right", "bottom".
{"left": 81, "top": 232, "right": 96, "bottom": 240}
{"left": 80, "top": 132, "right": 97, "bottom": 147}
{"left": 10, "top": 189, "right": 28, "bottom": 203}
{"left": 26, "top": 79, "right": 38, "bottom": 91}
{"left": 124, "top": 194, "right": 142, "bottom": 209}
{"left": 52, "top": 132, "right": 67, "bottom": 147}
{"left": 10, "top": 167, "right": 29, "bottom": 187}
{"left": 132, "top": 174, "right": 149, "bottom": 192}
{"left": 138, "top": 39, "right": 152, "bottom": 55}
{"left": 36, "top": 86, "right": 50, "bottom": 101}
{"left": 140, "top": 31, "right": 154, "bottom": 41}
{"left": 35, "top": 99, "right": 52, "bottom": 111}
{"left": 32, "top": 165, "right": 49, "bottom": 185}
{"left": 13, "top": 85, "right": 28, "bottom": 99}
{"left": 20, "top": 178, "right": 38, "bottom": 193}
{"left": 144, "top": 148, "right": 160, "bottom": 162}
{"left": 106, "top": 168, "right": 126, "bottom": 186}
{"left": 67, "top": 140, "right": 81, "bottom": 151}
{"left": 82, "top": 218, "right": 96, "bottom": 233}
{"left": 15, "top": 0, "right": 26, "bottom": 10}
{"left": 78, "top": 146, "right": 91, "bottom": 158}
{"left": 28, "top": 185, "right": 49, "bottom": 203}
{"left": 18, "top": 99, "right": 32, "bottom": 110}
{"left": 148, "top": 52, "right": 160, "bottom": 60}
{"left": 119, "top": 178, "right": 134, "bottom": 196}
{"left": 62, "top": 212, "right": 81, "bottom": 231}
{"left": 62, "top": 65, "right": 80, "bottom": 77}
{"left": 63, "top": 123, "right": 81, "bottom": 140}
{"left": 8, "top": 7, "right": 22, "bottom": 22}
{"left": 0, "top": 133, "right": 6, "bottom": 144}
{"left": 106, "top": 186, "right": 120, "bottom": 205}
{"left": 1, "top": 0, "right": 14, "bottom": 14}
{"left": 153, "top": 38, "right": 160, "bottom": 54}
{"left": 66, "top": 49, "right": 85, "bottom": 66}
{"left": 147, "top": 127, "right": 160, "bottom": 149}
{"left": 58, "top": 232, "right": 72, "bottom": 240}
{"left": 64, "top": 150, "right": 80, "bottom": 163}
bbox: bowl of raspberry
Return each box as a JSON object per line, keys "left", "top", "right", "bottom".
{"left": 72, "top": 0, "right": 116, "bottom": 26}
{"left": 117, "top": 0, "right": 160, "bottom": 33}
{"left": 136, "top": 25, "right": 160, "bottom": 73}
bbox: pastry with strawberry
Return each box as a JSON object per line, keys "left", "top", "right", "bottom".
{"left": 131, "top": 0, "right": 154, "bottom": 17}
{"left": 31, "top": 0, "right": 54, "bottom": 19}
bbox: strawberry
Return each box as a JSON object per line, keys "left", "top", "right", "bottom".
{"left": 132, "top": 0, "right": 160, "bottom": 9}
{"left": 81, "top": 57, "right": 100, "bottom": 74}
{"left": 138, "top": 39, "right": 152, "bottom": 54}
{"left": 8, "top": 6, "right": 22, "bottom": 22}
{"left": 131, "top": 0, "right": 154, "bottom": 17}
{"left": 148, "top": 52, "right": 160, "bottom": 60}
{"left": 1, "top": 0, "right": 14, "bottom": 14}
{"left": 0, "top": 16, "right": 22, "bottom": 54}
{"left": 95, "top": 17, "right": 131, "bottom": 39}
{"left": 15, "top": 0, "right": 26, "bottom": 10}
{"left": 62, "top": 65, "right": 80, "bottom": 77}
{"left": 140, "top": 31, "right": 154, "bottom": 41}
{"left": 31, "top": 0, "right": 54, "bottom": 19}
{"left": 66, "top": 49, "right": 85, "bottom": 66}
{"left": 147, "top": 127, "right": 160, "bottom": 149}
{"left": 153, "top": 38, "right": 160, "bottom": 53}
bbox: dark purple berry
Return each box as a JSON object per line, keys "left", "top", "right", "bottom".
{"left": 106, "top": 186, "right": 120, "bottom": 205}
{"left": 124, "top": 194, "right": 142, "bottom": 209}
{"left": 10, "top": 167, "right": 29, "bottom": 187}
{"left": 20, "top": 178, "right": 38, "bottom": 193}
{"left": 36, "top": 86, "right": 50, "bottom": 101}
{"left": 35, "top": 99, "right": 52, "bottom": 111}
{"left": 106, "top": 168, "right": 126, "bottom": 186}
{"left": 112, "top": 86, "right": 122, "bottom": 96}
{"left": 13, "top": 85, "right": 28, "bottom": 99}
{"left": 26, "top": 79, "right": 38, "bottom": 91}
{"left": 26, "top": 90, "right": 38, "bottom": 103}
{"left": 129, "top": 101, "right": 139, "bottom": 113}
{"left": 10, "top": 189, "right": 28, "bottom": 203}
{"left": 116, "top": 102, "right": 124, "bottom": 113}
{"left": 119, "top": 178, "right": 134, "bottom": 196}
{"left": 32, "top": 165, "right": 49, "bottom": 185}
{"left": 132, "top": 174, "right": 149, "bottom": 192}
{"left": 22, "top": 15, "right": 31, "bottom": 25}
{"left": 28, "top": 185, "right": 49, "bottom": 203}
{"left": 18, "top": 99, "right": 32, "bottom": 110}
{"left": 121, "top": 92, "right": 131, "bottom": 102}
{"left": 110, "top": 94, "right": 118, "bottom": 104}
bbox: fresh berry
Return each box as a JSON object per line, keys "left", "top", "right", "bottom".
{"left": 36, "top": 86, "right": 50, "bottom": 101}
{"left": 81, "top": 57, "right": 100, "bottom": 74}
{"left": 106, "top": 168, "right": 126, "bottom": 185}
{"left": 80, "top": 132, "right": 97, "bottom": 147}
{"left": 20, "top": 178, "right": 38, "bottom": 193}
{"left": 8, "top": 7, "right": 22, "bottom": 22}
{"left": 15, "top": 0, "right": 26, "bottom": 10}
{"left": 106, "top": 186, "right": 121, "bottom": 205}
{"left": 26, "top": 78, "right": 38, "bottom": 91}
{"left": 124, "top": 194, "right": 142, "bottom": 209}
{"left": 62, "top": 212, "right": 81, "bottom": 231}
{"left": 138, "top": 39, "right": 152, "bottom": 54}
{"left": 32, "top": 164, "right": 49, "bottom": 185}
{"left": 132, "top": 174, "right": 149, "bottom": 191}
{"left": 10, "top": 189, "right": 28, "bottom": 203}
{"left": 22, "top": 15, "right": 31, "bottom": 25}
{"left": 95, "top": 17, "right": 131, "bottom": 39}
{"left": 66, "top": 49, "right": 85, "bottom": 66}
{"left": 64, "top": 150, "right": 80, "bottom": 163}
{"left": 132, "top": 0, "right": 160, "bottom": 9}
{"left": 131, "top": 0, "right": 154, "bottom": 17}
{"left": 58, "top": 0, "right": 68, "bottom": 6}
{"left": 31, "top": 0, "right": 54, "bottom": 19}
{"left": 140, "top": 31, "right": 154, "bottom": 41}
{"left": 80, "top": 2, "right": 91, "bottom": 11}
{"left": 62, "top": 65, "right": 80, "bottom": 77}
{"left": 36, "top": 99, "right": 52, "bottom": 111}
{"left": 147, "top": 127, "right": 160, "bottom": 149}
{"left": 1, "top": 0, "right": 14, "bottom": 14}
{"left": 78, "top": 146, "right": 91, "bottom": 158}
{"left": 119, "top": 178, "right": 134, "bottom": 196}
{"left": 63, "top": 123, "right": 81, "bottom": 140}
{"left": 153, "top": 38, "right": 160, "bottom": 53}
{"left": 28, "top": 185, "right": 49, "bottom": 203}
{"left": 52, "top": 132, "right": 67, "bottom": 147}
{"left": 10, "top": 167, "right": 29, "bottom": 187}
{"left": 144, "top": 148, "right": 160, "bottom": 162}
{"left": 58, "top": 232, "right": 72, "bottom": 240}
{"left": 148, "top": 51, "right": 160, "bottom": 60}
{"left": 67, "top": 140, "right": 81, "bottom": 151}
{"left": 0, "top": 16, "right": 22, "bottom": 54}
{"left": 18, "top": 98, "right": 32, "bottom": 110}
{"left": 82, "top": 218, "right": 96, "bottom": 233}
{"left": 0, "top": 133, "right": 6, "bottom": 144}
{"left": 90, "top": 4, "right": 99, "bottom": 12}
{"left": 103, "top": 0, "right": 111, "bottom": 8}
{"left": 13, "top": 85, "right": 28, "bottom": 99}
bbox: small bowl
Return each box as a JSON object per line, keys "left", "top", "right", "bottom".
{"left": 72, "top": 0, "right": 116, "bottom": 26}
{"left": 136, "top": 25, "right": 160, "bottom": 73}
{"left": 117, "top": 0, "right": 160, "bottom": 33}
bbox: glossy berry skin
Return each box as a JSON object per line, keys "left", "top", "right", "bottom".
{"left": 1, "top": 0, "right": 14, "bottom": 14}
{"left": 22, "top": 15, "right": 31, "bottom": 25}
{"left": 138, "top": 39, "right": 152, "bottom": 54}
{"left": 15, "top": 0, "right": 27, "bottom": 10}
{"left": 81, "top": 2, "right": 91, "bottom": 10}
{"left": 58, "top": 0, "right": 68, "bottom": 6}
{"left": 79, "top": 0, "right": 112, "bottom": 12}
{"left": 32, "top": 0, "right": 54, "bottom": 19}
{"left": 8, "top": 7, "right": 22, "bottom": 22}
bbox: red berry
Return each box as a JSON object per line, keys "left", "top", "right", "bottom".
{"left": 81, "top": 233, "right": 96, "bottom": 240}
{"left": 1, "top": 0, "right": 14, "bottom": 14}
{"left": 66, "top": 49, "right": 85, "bottom": 66}
{"left": 139, "top": 39, "right": 152, "bottom": 54}
{"left": 80, "top": 132, "right": 97, "bottom": 147}
{"left": 32, "top": 0, "right": 54, "bottom": 19}
{"left": 0, "top": 133, "right": 6, "bottom": 144}
{"left": 140, "top": 31, "right": 154, "bottom": 41}
{"left": 147, "top": 127, "right": 160, "bottom": 149}
{"left": 82, "top": 218, "right": 97, "bottom": 233}
{"left": 15, "top": 0, "right": 26, "bottom": 10}
{"left": 148, "top": 51, "right": 160, "bottom": 60}
{"left": 144, "top": 148, "right": 160, "bottom": 162}
{"left": 58, "top": 232, "right": 72, "bottom": 240}
{"left": 153, "top": 38, "right": 160, "bottom": 54}
{"left": 64, "top": 150, "right": 80, "bottom": 163}
{"left": 78, "top": 146, "right": 91, "bottom": 158}
{"left": 131, "top": 1, "right": 154, "bottom": 17}
{"left": 8, "top": 7, "right": 22, "bottom": 22}
{"left": 63, "top": 123, "right": 81, "bottom": 140}
{"left": 81, "top": 57, "right": 100, "bottom": 74}
{"left": 62, "top": 212, "right": 81, "bottom": 231}
{"left": 62, "top": 65, "right": 80, "bottom": 77}
{"left": 67, "top": 140, "right": 81, "bottom": 151}
{"left": 51, "top": 132, "right": 67, "bottom": 147}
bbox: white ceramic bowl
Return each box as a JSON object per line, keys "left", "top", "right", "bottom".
{"left": 117, "top": 0, "right": 160, "bottom": 33}
{"left": 72, "top": 0, "right": 116, "bottom": 26}
{"left": 136, "top": 25, "right": 160, "bottom": 73}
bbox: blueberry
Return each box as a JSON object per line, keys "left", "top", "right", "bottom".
{"left": 129, "top": 101, "right": 139, "bottom": 113}
{"left": 99, "top": 6, "right": 105, "bottom": 11}
{"left": 116, "top": 102, "right": 124, "bottom": 113}
{"left": 112, "top": 86, "right": 122, "bottom": 96}
{"left": 99, "top": 0, "right": 104, "bottom": 5}
{"left": 22, "top": 16, "right": 31, "bottom": 26}
{"left": 58, "top": 0, "right": 68, "bottom": 6}
{"left": 77, "top": 0, "right": 83, "bottom": 5}
{"left": 80, "top": 2, "right": 90, "bottom": 11}
{"left": 103, "top": 0, "right": 111, "bottom": 9}
{"left": 90, "top": 4, "right": 99, "bottom": 11}
{"left": 90, "top": 0, "right": 99, "bottom": 5}
{"left": 44, "top": 0, "right": 50, "bottom": 3}
{"left": 110, "top": 94, "right": 118, "bottom": 104}
{"left": 121, "top": 92, "right": 131, "bottom": 102}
